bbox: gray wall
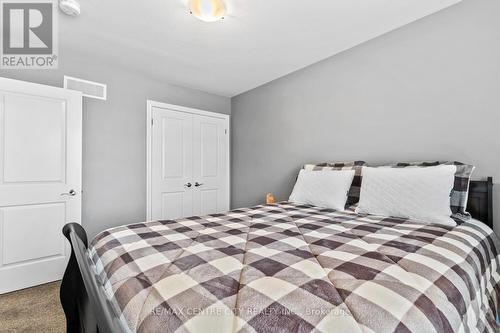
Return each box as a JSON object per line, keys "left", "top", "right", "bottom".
{"left": 231, "top": 0, "right": 500, "bottom": 233}
{"left": 1, "top": 49, "right": 230, "bottom": 238}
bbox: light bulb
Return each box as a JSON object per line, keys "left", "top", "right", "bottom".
{"left": 189, "top": 0, "right": 226, "bottom": 22}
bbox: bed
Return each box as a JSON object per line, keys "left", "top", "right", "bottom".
{"left": 60, "top": 178, "right": 499, "bottom": 333}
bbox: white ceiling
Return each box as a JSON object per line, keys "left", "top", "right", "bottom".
{"left": 60, "top": 0, "right": 461, "bottom": 97}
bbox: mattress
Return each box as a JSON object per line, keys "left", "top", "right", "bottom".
{"left": 89, "top": 202, "right": 500, "bottom": 333}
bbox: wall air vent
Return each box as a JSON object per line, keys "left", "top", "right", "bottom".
{"left": 64, "top": 76, "right": 107, "bottom": 100}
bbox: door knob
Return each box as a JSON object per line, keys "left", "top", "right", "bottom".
{"left": 61, "top": 189, "right": 77, "bottom": 196}
{"left": 184, "top": 182, "right": 192, "bottom": 188}
{"left": 195, "top": 182, "right": 203, "bottom": 187}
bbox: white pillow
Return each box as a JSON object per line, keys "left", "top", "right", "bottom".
{"left": 356, "top": 165, "right": 456, "bottom": 226}
{"left": 289, "top": 169, "right": 355, "bottom": 211}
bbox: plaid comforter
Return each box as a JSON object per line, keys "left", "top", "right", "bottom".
{"left": 90, "top": 203, "right": 500, "bottom": 333}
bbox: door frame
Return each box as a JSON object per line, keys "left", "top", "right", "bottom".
{"left": 146, "top": 100, "right": 230, "bottom": 221}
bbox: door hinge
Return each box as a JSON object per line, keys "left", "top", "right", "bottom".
{"left": 224, "top": 129, "right": 227, "bottom": 134}
{"left": 151, "top": 118, "right": 154, "bottom": 126}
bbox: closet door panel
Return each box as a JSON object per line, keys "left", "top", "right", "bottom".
{"left": 192, "top": 115, "right": 228, "bottom": 216}
{"left": 151, "top": 108, "right": 193, "bottom": 220}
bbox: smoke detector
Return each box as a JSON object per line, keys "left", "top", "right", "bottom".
{"left": 59, "top": 0, "right": 80, "bottom": 16}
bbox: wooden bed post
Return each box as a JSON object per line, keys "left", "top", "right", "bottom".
{"left": 60, "top": 223, "right": 98, "bottom": 333}
{"left": 487, "top": 177, "right": 493, "bottom": 228}
{"left": 467, "top": 178, "right": 494, "bottom": 229}
{"left": 60, "top": 223, "right": 123, "bottom": 333}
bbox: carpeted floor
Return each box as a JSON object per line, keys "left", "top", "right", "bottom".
{"left": 0, "top": 281, "right": 66, "bottom": 333}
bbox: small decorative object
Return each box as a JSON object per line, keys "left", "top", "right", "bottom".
{"left": 266, "top": 193, "right": 275, "bottom": 204}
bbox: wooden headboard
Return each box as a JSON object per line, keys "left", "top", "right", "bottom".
{"left": 467, "top": 177, "right": 493, "bottom": 228}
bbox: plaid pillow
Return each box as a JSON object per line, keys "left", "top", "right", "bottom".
{"left": 303, "top": 161, "right": 366, "bottom": 206}
{"left": 388, "top": 161, "right": 475, "bottom": 220}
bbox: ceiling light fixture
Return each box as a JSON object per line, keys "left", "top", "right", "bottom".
{"left": 189, "top": 0, "right": 226, "bottom": 22}
{"left": 59, "top": 0, "right": 80, "bottom": 16}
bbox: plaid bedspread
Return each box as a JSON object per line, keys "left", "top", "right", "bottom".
{"left": 90, "top": 203, "right": 500, "bottom": 333}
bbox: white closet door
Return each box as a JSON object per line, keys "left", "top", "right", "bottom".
{"left": 148, "top": 101, "right": 229, "bottom": 221}
{"left": 192, "top": 115, "right": 229, "bottom": 216}
{"left": 0, "top": 78, "right": 82, "bottom": 294}
{"left": 151, "top": 107, "right": 193, "bottom": 221}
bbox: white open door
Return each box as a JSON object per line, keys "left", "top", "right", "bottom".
{"left": 0, "top": 77, "right": 82, "bottom": 294}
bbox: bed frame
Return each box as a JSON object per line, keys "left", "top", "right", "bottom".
{"left": 60, "top": 177, "right": 494, "bottom": 333}
{"left": 467, "top": 178, "right": 494, "bottom": 229}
